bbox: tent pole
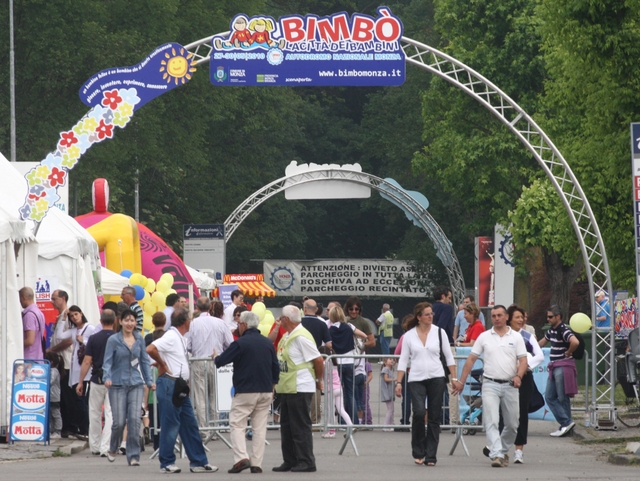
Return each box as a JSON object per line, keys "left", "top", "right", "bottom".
{"left": 1, "top": 241, "right": 8, "bottom": 433}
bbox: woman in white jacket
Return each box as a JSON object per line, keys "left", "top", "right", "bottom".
{"left": 55, "top": 305, "right": 95, "bottom": 437}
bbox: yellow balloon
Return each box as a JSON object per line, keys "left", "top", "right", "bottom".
{"left": 264, "top": 311, "right": 274, "bottom": 325}
{"left": 130, "top": 273, "right": 143, "bottom": 286}
{"left": 160, "top": 273, "right": 174, "bottom": 288}
{"left": 570, "top": 312, "right": 592, "bottom": 333}
{"left": 258, "top": 319, "right": 274, "bottom": 337}
{"left": 143, "top": 291, "right": 151, "bottom": 305}
{"left": 168, "top": 288, "right": 177, "bottom": 295}
{"left": 143, "top": 313, "right": 153, "bottom": 332}
{"left": 156, "top": 280, "right": 170, "bottom": 294}
{"left": 144, "top": 278, "right": 156, "bottom": 292}
{"left": 139, "top": 275, "right": 148, "bottom": 288}
{"left": 144, "top": 302, "right": 156, "bottom": 315}
{"left": 152, "top": 291, "right": 166, "bottom": 307}
{"left": 252, "top": 302, "right": 266, "bottom": 321}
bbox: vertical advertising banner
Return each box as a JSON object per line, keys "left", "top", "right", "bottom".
{"left": 630, "top": 123, "right": 640, "bottom": 314}
{"left": 10, "top": 360, "right": 50, "bottom": 443}
{"left": 219, "top": 284, "right": 239, "bottom": 310}
{"left": 494, "top": 225, "right": 515, "bottom": 307}
{"left": 475, "top": 237, "right": 494, "bottom": 308}
{"left": 210, "top": 7, "right": 405, "bottom": 87}
{"left": 615, "top": 297, "right": 638, "bottom": 339}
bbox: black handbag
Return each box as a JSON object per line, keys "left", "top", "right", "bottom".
{"left": 528, "top": 378, "right": 545, "bottom": 413}
{"left": 172, "top": 376, "right": 190, "bottom": 407}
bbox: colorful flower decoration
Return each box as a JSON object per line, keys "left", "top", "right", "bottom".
{"left": 19, "top": 87, "right": 142, "bottom": 221}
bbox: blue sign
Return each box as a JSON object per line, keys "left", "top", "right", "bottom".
{"left": 219, "top": 284, "right": 239, "bottom": 310}
{"left": 210, "top": 7, "right": 405, "bottom": 87}
{"left": 183, "top": 224, "right": 225, "bottom": 239}
{"left": 10, "top": 360, "right": 50, "bottom": 443}
{"left": 633, "top": 123, "right": 640, "bottom": 155}
{"left": 79, "top": 43, "right": 197, "bottom": 110}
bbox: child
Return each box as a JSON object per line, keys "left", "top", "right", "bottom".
{"left": 46, "top": 352, "right": 62, "bottom": 439}
{"left": 319, "top": 346, "right": 352, "bottom": 438}
{"left": 380, "top": 357, "right": 396, "bottom": 431}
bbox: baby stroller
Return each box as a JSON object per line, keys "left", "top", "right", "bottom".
{"left": 460, "top": 368, "right": 483, "bottom": 435}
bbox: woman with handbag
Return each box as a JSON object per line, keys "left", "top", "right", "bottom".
{"left": 505, "top": 305, "right": 544, "bottom": 465}
{"left": 54, "top": 305, "right": 95, "bottom": 438}
{"left": 102, "top": 308, "right": 155, "bottom": 466}
{"left": 395, "top": 302, "right": 457, "bottom": 467}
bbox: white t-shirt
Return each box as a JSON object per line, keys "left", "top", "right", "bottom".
{"left": 223, "top": 304, "right": 238, "bottom": 331}
{"left": 152, "top": 327, "right": 190, "bottom": 380}
{"left": 470, "top": 327, "right": 527, "bottom": 380}
{"left": 283, "top": 324, "right": 321, "bottom": 393}
{"left": 163, "top": 306, "right": 175, "bottom": 330}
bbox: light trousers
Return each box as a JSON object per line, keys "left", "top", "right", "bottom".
{"left": 230, "top": 392, "right": 272, "bottom": 467}
{"left": 89, "top": 382, "right": 112, "bottom": 455}
{"left": 482, "top": 380, "right": 519, "bottom": 459}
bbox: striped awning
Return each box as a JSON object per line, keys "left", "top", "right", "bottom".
{"left": 214, "top": 274, "right": 276, "bottom": 298}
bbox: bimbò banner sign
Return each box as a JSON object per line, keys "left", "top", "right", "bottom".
{"left": 210, "top": 7, "right": 405, "bottom": 87}
{"left": 264, "top": 259, "right": 428, "bottom": 297}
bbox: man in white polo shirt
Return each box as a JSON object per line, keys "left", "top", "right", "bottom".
{"left": 453, "top": 305, "right": 527, "bottom": 468}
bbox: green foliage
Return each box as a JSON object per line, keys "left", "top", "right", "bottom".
{"left": 508, "top": 178, "right": 579, "bottom": 267}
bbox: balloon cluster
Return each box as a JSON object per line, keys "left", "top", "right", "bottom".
{"left": 251, "top": 302, "right": 276, "bottom": 336}
{"left": 120, "top": 270, "right": 176, "bottom": 332}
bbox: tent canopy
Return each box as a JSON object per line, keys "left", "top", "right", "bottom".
{"left": 186, "top": 265, "right": 217, "bottom": 290}
{"left": 214, "top": 274, "right": 276, "bottom": 298}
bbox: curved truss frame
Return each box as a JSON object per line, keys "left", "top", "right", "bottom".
{"left": 185, "top": 34, "right": 615, "bottom": 424}
{"left": 223, "top": 168, "right": 467, "bottom": 305}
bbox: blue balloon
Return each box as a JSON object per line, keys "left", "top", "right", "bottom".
{"left": 134, "top": 285, "right": 145, "bottom": 301}
{"left": 120, "top": 269, "right": 133, "bottom": 278}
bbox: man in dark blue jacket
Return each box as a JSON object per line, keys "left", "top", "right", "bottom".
{"left": 214, "top": 311, "right": 280, "bottom": 474}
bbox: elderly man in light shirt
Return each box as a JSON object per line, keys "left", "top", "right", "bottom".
{"left": 186, "top": 297, "right": 234, "bottom": 435}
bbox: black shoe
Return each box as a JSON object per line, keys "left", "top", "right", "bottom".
{"left": 91, "top": 451, "right": 100, "bottom": 455}
{"left": 483, "top": 446, "right": 490, "bottom": 458}
{"left": 228, "top": 459, "right": 251, "bottom": 473}
{"left": 272, "top": 464, "right": 292, "bottom": 472}
{"left": 291, "top": 464, "right": 317, "bottom": 473}
{"left": 250, "top": 467, "right": 263, "bottom": 473}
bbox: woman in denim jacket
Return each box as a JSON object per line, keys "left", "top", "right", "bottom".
{"left": 103, "top": 308, "right": 155, "bottom": 466}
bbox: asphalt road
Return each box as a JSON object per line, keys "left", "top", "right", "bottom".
{"left": 1, "top": 420, "right": 638, "bottom": 481}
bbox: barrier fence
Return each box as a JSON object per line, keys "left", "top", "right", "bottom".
{"left": 149, "top": 349, "right": 592, "bottom": 458}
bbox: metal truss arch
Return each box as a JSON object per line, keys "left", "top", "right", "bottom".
{"left": 186, "top": 33, "right": 614, "bottom": 424}
{"left": 223, "top": 168, "right": 466, "bottom": 304}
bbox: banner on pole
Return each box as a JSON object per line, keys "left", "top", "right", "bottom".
{"left": 9, "top": 360, "right": 50, "bottom": 443}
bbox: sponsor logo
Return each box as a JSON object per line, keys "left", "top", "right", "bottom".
{"left": 12, "top": 421, "right": 44, "bottom": 440}
{"left": 215, "top": 66, "right": 227, "bottom": 82}
{"left": 270, "top": 267, "right": 295, "bottom": 291}
{"left": 15, "top": 389, "right": 47, "bottom": 410}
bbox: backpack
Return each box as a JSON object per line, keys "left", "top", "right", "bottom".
{"left": 560, "top": 324, "right": 585, "bottom": 360}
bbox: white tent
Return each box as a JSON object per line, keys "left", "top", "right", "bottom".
{"left": 101, "top": 267, "right": 129, "bottom": 295}
{"left": 0, "top": 204, "right": 37, "bottom": 434}
{"left": 186, "top": 265, "right": 217, "bottom": 290}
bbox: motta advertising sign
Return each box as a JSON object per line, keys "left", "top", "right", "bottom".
{"left": 210, "top": 7, "right": 405, "bottom": 87}
{"left": 10, "top": 360, "right": 50, "bottom": 443}
{"left": 264, "top": 259, "right": 428, "bottom": 297}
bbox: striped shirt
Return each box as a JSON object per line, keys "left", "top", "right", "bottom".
{"left": 544, "top": 323, "right": 574, "bottom": 361}
{"left": 130, "top": 302, "right": 144, "bottom": 332}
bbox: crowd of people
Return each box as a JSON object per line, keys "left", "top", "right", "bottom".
{"left": 18, "top": 284, "right": 584, "bottom": 472}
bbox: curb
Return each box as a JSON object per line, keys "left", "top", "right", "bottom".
{"left": 608, "top": 453, "right": 640, "bottom": 466}
{"left": 57, "top": 441, "right": 88, "bottom": 456}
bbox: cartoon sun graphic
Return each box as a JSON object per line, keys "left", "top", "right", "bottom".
{"left": 159, "top": 47, "right": 197, "bottom": 85}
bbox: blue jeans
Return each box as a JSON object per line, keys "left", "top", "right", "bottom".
{"left": 156, "top": 376, "right": 208, "bottom": 469}
{"left": 380, "top": 335, "right": 391, "bottom": 355}
{"left": 545, "top": 366, "right": 572, "bottom": 427}
{"left": 337, "top": 363, "right": 358, "bottom": 425}
{"left": 108, "top": 384, "right": 143, "bottom": 463}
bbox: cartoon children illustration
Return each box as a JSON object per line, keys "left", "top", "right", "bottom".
{"left": 214, "top": 15, "right": 285, "bottom": 50}
{"left": 249, "top": 18, "right": 286, "bottom": 49}
{"left": 215, "top": 16, "right": 252, "bottom": 49}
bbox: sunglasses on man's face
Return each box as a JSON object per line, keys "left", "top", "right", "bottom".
{"left": 348, "top": 307, "right": 360, "bottom": 312}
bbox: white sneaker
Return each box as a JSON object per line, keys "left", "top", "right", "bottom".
{"left": 50, "top": 433, "right": 61, "bottom": 439}
{"left": 382, "top": 428, "right": 395, "bottom": 432}
{"left": 161, "top": 464, "right": 181, "bottom": 474}
{"left": 322, "top": 431, "right": 336, "bottom": 438}
{"left": 514, "top": 449, "right": 523, "bottom": 464}
{"left": 558, "top": 422, "right": 575, "bottom": 437}
{"left": 190, "top": 464, "right": 218, "bottom": 473}
{"left": 549, "top": 428, "right": 563, "bottom": 437}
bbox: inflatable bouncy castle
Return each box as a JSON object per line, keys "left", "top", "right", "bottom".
{"left": 76, "top": 178, "right": 199, "bottom": 300}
